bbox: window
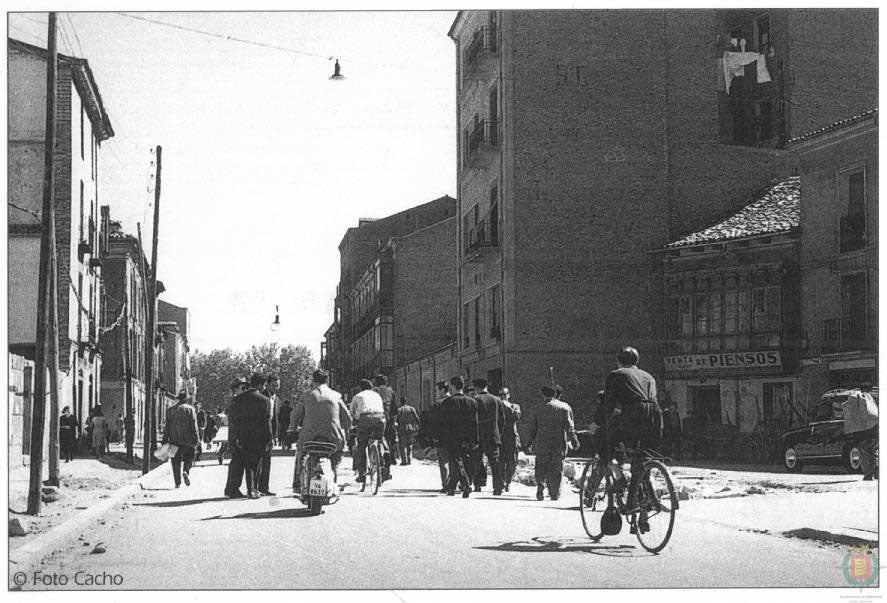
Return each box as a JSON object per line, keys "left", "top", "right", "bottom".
{"left": 841, "top": 273, "right": 868, "bottom": 343}
{"left": 488, "top": 284, "right": 501, "bottom": 338}
{"left": 79, "top": 181, "right": 85, "bottom": 240}
{"left": 489, "top": 185, "right": 499, "bottom": 245}
{"left": 474, "top": 297, "right": 481, "bottom": 346}
{"left": 840, "top": 170, "right": 866, "bottom": 252}
{"left": 462, "top": 301, "right": 471, "bottom": 349}
{"left": 763, "top": 382, "right": 792, "bottom": 424}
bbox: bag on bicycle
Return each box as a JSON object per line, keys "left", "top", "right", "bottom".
{"left": 601, "top": 505, "right": 623, "bottom": 536}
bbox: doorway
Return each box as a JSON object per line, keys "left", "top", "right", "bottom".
{"left": 691, "top": 386, "right": 722, "bottom": 425}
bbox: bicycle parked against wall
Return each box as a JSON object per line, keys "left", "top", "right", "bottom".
{"left": 578, "top": 445, "right": 679, "bottom": 553}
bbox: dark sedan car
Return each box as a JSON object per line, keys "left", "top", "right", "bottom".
{"left": 781, "top": 388, "right": 877, "bottom": 473}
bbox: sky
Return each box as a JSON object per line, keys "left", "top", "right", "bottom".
{"left": 7, "top": 9, "right": 457, "bottom": 359}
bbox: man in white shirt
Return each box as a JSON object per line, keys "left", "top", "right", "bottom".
{"left": 350, "top": 379, "right": 386, "bottom": 484}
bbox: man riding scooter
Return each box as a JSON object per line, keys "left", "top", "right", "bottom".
{"left": 288, "top": 369, "right": 352, "bottom": 491}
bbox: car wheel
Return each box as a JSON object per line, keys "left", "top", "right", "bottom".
{"left": 783, "top": 446, "right": 802, "bottom": 472}
{"left": 844, "top": 445, "right": 863, "bottom": 473}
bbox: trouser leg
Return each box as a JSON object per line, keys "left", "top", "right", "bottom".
{"left": 445, "top": 444, "right": 471, "bottom": 492}
{"left": 170, "top": 450, "right": 183, "bottom": 486}
{"left": 243, "top": 450, "right": 260, "bottom": 494}
{"left": 485, "top": 441, "right": 503, "bottom": 491}
{"left": 225, "top": 447, "right": 244, "bottom": 494}
{"left": 436, "top": 447, "right": 449, "bottom": 488}
{"left": 470, "top": 445, "right": 486, "bottom": 488}
{"left": 257, "top": 449, "right": 271, "bottom": 491}
{"left": 181, "top": 446, "right": 195, "bottom": 479}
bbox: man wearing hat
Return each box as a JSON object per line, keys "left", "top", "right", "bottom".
{"left": 161, "top": 392, "right": 201, "bottom": 488}
{"left": 224, "top": 378, "right": 248, "bottom": 498}
{"left": 525, "top": 384, "right": 579, "bottom": 501}
{"left": 233, "top": 374, "right": 274, "bottom": 499}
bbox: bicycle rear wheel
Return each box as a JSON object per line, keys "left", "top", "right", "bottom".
{"left": 369, "top": 444, "right": 382, "bottom": 495}
{"left": 633, "top": 460, "right": 677, "bottom": 553}
{"left": 579, "top": 460, "right": 607, "bottom": 541}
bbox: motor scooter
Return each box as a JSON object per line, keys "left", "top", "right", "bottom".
{"left": 296, "top": 440, "right": 339, "bottom": 515}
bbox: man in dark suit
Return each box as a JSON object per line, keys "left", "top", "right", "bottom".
{"left": 470, "top": 378, "right": 505, "bottom": 495}
{"left": 440, "top": 376, "right": 478, "bottom": 498}
{"left": 224, "top": 378, "right": 248, "bottom": 498}
{"left": 256, "top": 374, "right": 280, "bottom": 495}
{"left": 233, "top": 373, "right": 274, "bottom": 499}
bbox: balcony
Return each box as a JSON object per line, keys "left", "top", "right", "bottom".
{"left": 839, "top": 213, "right": 866, "bottom": 253}
{"left": 463, "top": 26, "right": 498, "bottom": 77}
{"left": 464, "top": 119, "right": 499, "bottom": 167}
{"left": 822, "top": 315, "right": 874, "bottom": 354}
{"left": 464, "top": 217, "right": 499, "bottom": 262}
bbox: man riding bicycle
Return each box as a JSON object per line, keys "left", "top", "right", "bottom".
{"left": 593, "top": 347, "right": 663, "bottom": 517}
{"left": 350, "top": 379, "right": 388, "bottom": 484}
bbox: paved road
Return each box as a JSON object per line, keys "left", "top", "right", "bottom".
{"left": 19, "top": 452, "right": 872, "bottom": 590}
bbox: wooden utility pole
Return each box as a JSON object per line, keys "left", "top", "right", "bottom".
{"left": 28, "top": 12, "right": 58, "bottom": 514}
{"left": 46, "top": 231, "right": 61, "bottom": 487}
{"left": 148, "top": 146, "right": 162, "bottom": 453}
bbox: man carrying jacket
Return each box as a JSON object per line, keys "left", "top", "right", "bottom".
{"left": 525, "top": 384, "right": 579, "bottom": 501}
{"left": 162, "top": 392, "right": 201, "bottom": 489}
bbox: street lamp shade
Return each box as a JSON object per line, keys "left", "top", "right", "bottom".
{"left": 271, "top": 305, "right": 280, "bottom": 332}
{"left": 330, "top": 59, "right": 345, "bottom": 80}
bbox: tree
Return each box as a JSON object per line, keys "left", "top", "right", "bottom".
{"left": 190, "top": 343, "right": 316, "bottom": 413}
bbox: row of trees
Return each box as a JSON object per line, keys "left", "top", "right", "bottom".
{"left": 191, "top": 342, "right": 316, "bottom": 412}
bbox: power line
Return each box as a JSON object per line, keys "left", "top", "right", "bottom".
{"left": 64, "top": 12, "right": 85, "bottom": 57}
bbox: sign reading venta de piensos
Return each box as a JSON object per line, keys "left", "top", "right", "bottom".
{"left": 664, "top": 351, "right": 782, "bottom": 372}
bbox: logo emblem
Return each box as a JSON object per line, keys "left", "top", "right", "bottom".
{"left": 840, "top": 545, "right": 880, "bottom": 588}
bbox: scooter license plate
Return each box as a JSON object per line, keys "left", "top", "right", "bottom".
{"left": 309, "top": 480, "right": 327, "bottom": 497}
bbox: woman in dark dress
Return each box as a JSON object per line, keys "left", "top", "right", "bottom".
{"left": 59, "top": 406, "right": 79, "bottom": 462}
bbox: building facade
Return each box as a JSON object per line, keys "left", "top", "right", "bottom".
{"left": 651, "top": 178, "right": 802, "bottom": 432}
{"left": 8, "top": 39, "right": 115, "bottom": 430}
{"left": 447, "top": 10, "right": 877, "bottom": 409}
{"left": 791, "top": 110, "right": 878, "bottom": 398}
{"left": 98, "top": 214, "right": 149, "bottom": 444}
{"left": 325, "top": 196, "right": 456, "bottom": 390}
{"left": 157, "top": 300, "right": 193, "bottom": 426}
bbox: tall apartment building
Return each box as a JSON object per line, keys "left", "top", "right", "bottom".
{"left": 324, "top": 196, "right": 456, "bottom": 391}
{"left": 791, "top": 110, "right": 878, "bottom": 396}
{"left": 448, "top": 10, "right": 877, "bottom": 409}
{"left": 8, "top": 39, "right": 114, "bottom": 427}
{"left": 99, "top": 213, "right": 150, "bottom": 443}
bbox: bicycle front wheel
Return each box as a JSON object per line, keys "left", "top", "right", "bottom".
{"left": 633, "top": 459, "right": 678, "bottom": 553}
{"left": 579, "top": 460, "right": 607, "bottom": 541}
{"left": 369, "top": 444, "right": 382, "bottom": 495}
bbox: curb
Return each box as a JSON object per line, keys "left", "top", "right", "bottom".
{"left": 8, "top": 460, "right": 172, "bottom": 572}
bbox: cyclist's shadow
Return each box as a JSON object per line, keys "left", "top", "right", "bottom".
{"left": 474, "top": 536, "right": 651, "bottom": 557}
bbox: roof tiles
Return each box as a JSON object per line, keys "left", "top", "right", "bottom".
{"left": 665, "top": 176, "right": 800, "bottom": 249}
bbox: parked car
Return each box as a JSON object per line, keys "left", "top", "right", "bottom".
{"left": 781, "top": 387, "right": 878, "bottom": 473}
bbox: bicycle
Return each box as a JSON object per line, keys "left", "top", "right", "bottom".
{"left": 361, "top": 436, "right": 384, "bottom": 495}
{"left": 578, "top": 445, "right": 679, "bottom": 553}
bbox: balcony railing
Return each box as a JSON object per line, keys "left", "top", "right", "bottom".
{"left": 465, "top": 119, "right": 499, "bottom": 167}
{"left": 840, "top": 213, "right": 866, "bottom": 253}
{"left": 464, "top": 26, "right": 498, "bottom": 73}
{"left": 467, "top": 217, "right": 499, "bottom": 253}
{"left": 822, "top": 315, "right": 874, "bottom": 354}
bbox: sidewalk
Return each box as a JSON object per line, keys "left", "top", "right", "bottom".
{"left": 8, "top": 443, "right": 163, "bottom": 553}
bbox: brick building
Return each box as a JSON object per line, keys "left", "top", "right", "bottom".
{"left": 790, "top": 110, "right": 878, "bottom": 396}
{"left": 157, "top": 300, "right": 194, "bottom": 426}
{"left": 447, "top": 10, "right": 877, "bottom": 410}
{"left": 8, "top": 38, "right": 114, "bottom": 429}
{"left": 324, "top": 196, "right": 456, "bottom": 390}
{"left": 98, "top": 213, "right": 150, "bottom": 443}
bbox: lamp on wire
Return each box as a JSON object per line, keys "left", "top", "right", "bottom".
{"left": 271, "top": 305, "right": 281, "bottom": 332}
{"left": 329, "top": 59, "right": 345, "bottom": 80}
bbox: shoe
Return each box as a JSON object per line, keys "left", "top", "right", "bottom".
{"left": 550, "top": 495, "right": 560, "bottom": 501}
{"left": 474, "top": 485, "right": 482, "bottom": 492}
{"left": 536, "top": 487, "right": 544, "bottom": 501}
{"left": 462, "top": 490, "right": 470, "bottom": 498}
{"left": 446, "top": 490, "right": 456, "bottom": 496}
{"left": 439, "top": 488, "right": 448, "bottom": 494}
{"left": 504, "top": 484, "right": 510, "bottom": 492}
{"left": 226, "top": 490, "right": 246, "bottom": 499}
{"left": 391, "top": 459, "right": 398, "bottom": 465}
{"left": 248, "top": 491, "right": 260, "bottom": 499}
{"left": 493, "top": 489, "right": 502, "bottom": 496}
{"left": 863, "top": 475, "right": 874, "bottom": 481}
{"left": 259, "top": 490, "right": 276, "bottom": 496}
{"left": 175, "top": 484, "right": 181, "bottom": 489}
{"left": 356, "top": 475, "right": 366, "bottom": 484}
{"left": 183, "top": 473, "right": 191, "bottom": 487}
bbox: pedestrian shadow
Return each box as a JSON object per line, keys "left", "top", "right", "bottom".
{"left": 474, "top": 536, "right": 645, "bottom": 557}
{"left": 200, "top": 507, "right": 317, "bottom": 520}
{"left": 135, "top": 497, "right": 231, "bottom": 508}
